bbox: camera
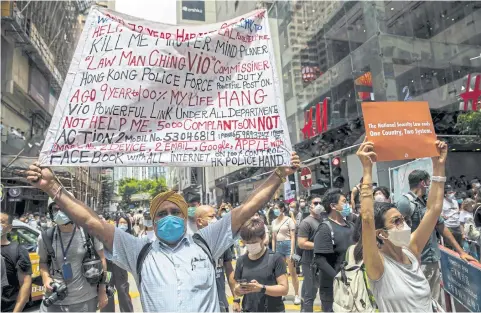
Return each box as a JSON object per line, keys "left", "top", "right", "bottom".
{"left": 43, "top": 282, "right": 68, "bottom": 307}
{"left": 105, "top": 285, "right": 116, "bottom": 298}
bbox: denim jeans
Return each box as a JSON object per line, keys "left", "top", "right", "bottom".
{"left": 301, "top": 263, "right": 319, "bottom": 312}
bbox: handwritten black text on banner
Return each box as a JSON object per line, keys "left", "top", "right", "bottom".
{"left": 39, "top": 7, "right": 292, "bottom": 167}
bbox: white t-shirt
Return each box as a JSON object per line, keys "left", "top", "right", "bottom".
{"left": 459, "top": 211, "right": 474, "bottom": 224}
{"left": 443, "top": 198, "right": 460, "bottom": 228}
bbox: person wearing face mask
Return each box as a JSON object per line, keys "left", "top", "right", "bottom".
{"left": 442, "top": 185, "right": 463, "bottom": 249}
{"left": 25, "top": 153, "right": 301, "bottom": 312}
{"left": 101, "top": 214, "right": 134, "bottom": 313}
{"left": 195, "top": 206, "right": 236, "bottom": 312}
{"left": 373, "top": 186, "right": 391, "bottom": 203}
{"left": 233, "top": 217, "right": 289, "bottom": 312}
{"left": 1, "top": 211, "right": 32, "bottom": 312}
{"left": 139, "top": 211, "right": 155, "bottom": 241}
{"left": 356, "top": 140, "right": 451, "bottom": 312}
{"left": 312, "top": 189, "right": 354, "bottom": 312}
{"left": 297, "top": 195, "right": 323, "bottom": 312}
{"left": 358, "top": 140, "right": 472, "bottom": 312}
{"left": 397, "top": 169, "right": 477, "bottom": 305}
{"left": 39, "top": 214, "right": 49, "bottom": 231}
{"left": 37, "top": 199, "right": 108, "bottom": 312}
{"left": 271, "top": 202, "right": 301, "bottom": 305}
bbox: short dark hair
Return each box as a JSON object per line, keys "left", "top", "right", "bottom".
{"left": 308, "top": 194, "right": 321, "bottom": 202}
{"left": 373, "top": 186, "right": 390, "bottom": 199}
{"left": 408, "top": 170, "right": 430, "bottom": 189}
{"left": 322, "top": 188, "right": 344, "bottom": 214}
{"left": 240, "top": 217, "right": 266, "bottom": 241}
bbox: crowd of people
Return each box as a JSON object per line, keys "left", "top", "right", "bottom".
{"left": 1, "top": 145, "right": 481, "bottom": 312}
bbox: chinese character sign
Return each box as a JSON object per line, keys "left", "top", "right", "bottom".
{"left": 440, "top": 247, "right": 481, "bottom": 312}
{"left": 39, "top": 6, "right": 292, "bottom": 167}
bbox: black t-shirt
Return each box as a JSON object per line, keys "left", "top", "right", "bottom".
{"left": 314, "top": 220, "right": 354, "bottom": 289}
{"left": 234, "top": 250, "right": 286, "bottom": 312}
{"left": 297, "top": 215, "right": 321, "bottom": 264}
{"left": 1, "top": 242, "right": 32, "bottom": 312}
{"left": 216, "top": 247, "right": 233, "bottom": 309}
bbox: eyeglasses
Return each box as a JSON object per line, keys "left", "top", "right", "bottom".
{"left": 312, "top": 202, "right": 321, "bottom": 205}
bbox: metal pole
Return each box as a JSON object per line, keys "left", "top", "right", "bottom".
{"left": 329, "top": 157, "right": 333, "bottom": 188}
{"left": 294, "top": 172, "right": 300, "bottom": 199}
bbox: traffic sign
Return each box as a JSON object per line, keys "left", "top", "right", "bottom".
{"left": 300, "top": 167, "right": 312, "bottom": 189}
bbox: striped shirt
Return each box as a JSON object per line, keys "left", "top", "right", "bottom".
{"left": 109, "top": 212, "right": 235, "bottom": 312}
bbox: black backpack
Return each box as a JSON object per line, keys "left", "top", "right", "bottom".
{"left": 136, "top": 233, "right": 215, "bottom": 285}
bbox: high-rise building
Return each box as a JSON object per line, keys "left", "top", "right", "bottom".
{"left": 209, "top": 1, "right": 481, "bottom": 203}
{"left": 1, "top": 0, "right": 103, "bottom": 214}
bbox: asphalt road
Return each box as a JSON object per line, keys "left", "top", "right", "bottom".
{"left": 27, "top": 266, "right": 322, "bottom": 312}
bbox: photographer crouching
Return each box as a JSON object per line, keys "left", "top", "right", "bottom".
{"left": 37, "top": 199, "right": 109, "bottom": 312}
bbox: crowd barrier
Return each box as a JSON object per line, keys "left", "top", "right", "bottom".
{"left": 440, "top": 245, "right": 481, "bottom": 312}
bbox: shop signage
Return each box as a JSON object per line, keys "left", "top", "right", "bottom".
{"left": 8, "top": 188, "right": 22, "bottom": 198}
{"left": 459, "top": 74, "right": 481, "bottom": 111}
{"left": 181, "top": 0, "right": 205, "bottom": 21}
{"left": 8, "top": 198, "right": 23, "bottom": 202}
{"left": 440, "top": 246, "right": 481, "bottom": 312}
{"left": 300, "top": 167, "right": 312, "bottom": 188}
{"left": 301, "top": 98, "right": 328, "bottom": 140}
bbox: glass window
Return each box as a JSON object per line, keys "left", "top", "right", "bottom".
{"left": 10, "top": 227, "right": 39, "bottom": 252}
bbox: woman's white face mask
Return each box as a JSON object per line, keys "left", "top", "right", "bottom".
{"left": 245, "top": 242, "right": 263, "bottom": 255}
{"left": 385, "top": 222, "right": 411, "bottom": 247}
{"left": 374, "top": 194, "right": 387, "bottom": 202}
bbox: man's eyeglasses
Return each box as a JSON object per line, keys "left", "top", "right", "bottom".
{"left": 312, "top": 202, "right": 321, "bottom": 205}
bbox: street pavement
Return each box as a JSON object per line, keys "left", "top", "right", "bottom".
{"left": 27, "top": 265, "right": 322, "bottom": 312}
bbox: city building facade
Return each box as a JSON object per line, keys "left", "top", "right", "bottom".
{"left": 1, "top": 1, "right": 103, "bottom": 215}
{"left": 208, "top": 1, "right": 481, "bottom": 204}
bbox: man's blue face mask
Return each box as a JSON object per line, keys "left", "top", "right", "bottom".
{"left": 155, "top": 215, "right": 185, "bottom": 243}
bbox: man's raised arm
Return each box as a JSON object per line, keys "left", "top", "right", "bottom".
{"left": 26, "top": 163, "right": 115, "bottom": 251}
{"left": 231, "top": 152, "right": 300, "bottom": 233}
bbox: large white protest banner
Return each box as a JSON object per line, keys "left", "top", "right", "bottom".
{"left": 39, "top": 6, "right": 292, "bottom": 167}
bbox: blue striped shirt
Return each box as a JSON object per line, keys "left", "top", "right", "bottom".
{"left": 110, "top": 212, "right": 235, "bottom": 312}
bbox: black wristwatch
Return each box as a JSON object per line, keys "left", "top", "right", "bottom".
{"left": 233, "top": 298, "right": 241, "bottom": 304}
{"left": 260, "top": 285, "right": 266, "bottom": 294}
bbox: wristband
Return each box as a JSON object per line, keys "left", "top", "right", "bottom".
{"left": 431, "top": 176, "right": 446, "bottom": 182}
{"left": 53, "top": 185, "right": 63, "bottom": 201}
{"left": 274, "top": 168, "right": 286, "bottom": 183}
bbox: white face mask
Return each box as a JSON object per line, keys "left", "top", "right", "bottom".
{"left": 313, "top": 204, "right": 324, "bottom": 215}
{"left": 386, "top": 222, "right": 411, "bottom": 247}
{"left": 245, "top": 242, "right": 263, "bottom": 255}
{"left": 374, "top": 194, "right": 387, "bottom": 202}
{"left": 144, "top": 220, "right": 153, "bottom": 228}
{"left": 146, "top": 230, "right": 155, "bottom": 239}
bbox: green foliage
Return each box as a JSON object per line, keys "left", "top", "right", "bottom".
{"left": 456, "top": 110, "right": 481, "bottom": 135}
{"left": 118, "top": 177, "right": 167, "bottom": 208}
{"left": 99, "top": 174, "right": 114, "bottom": 209}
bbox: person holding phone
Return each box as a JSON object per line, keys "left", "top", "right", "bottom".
{"left": 233, "top": 217, "right": 289, "bottom": 312}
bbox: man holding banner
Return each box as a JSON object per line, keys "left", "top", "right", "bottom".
{"left": 25, "top": 152, "right": 300, "bottom": 312}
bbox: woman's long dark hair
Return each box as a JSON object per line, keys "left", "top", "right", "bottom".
{"left": 115, "top": 213, "right": 133, "bottom": 234}
{"left": 353, "top": 202, "right": 397, "bottom": 263}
